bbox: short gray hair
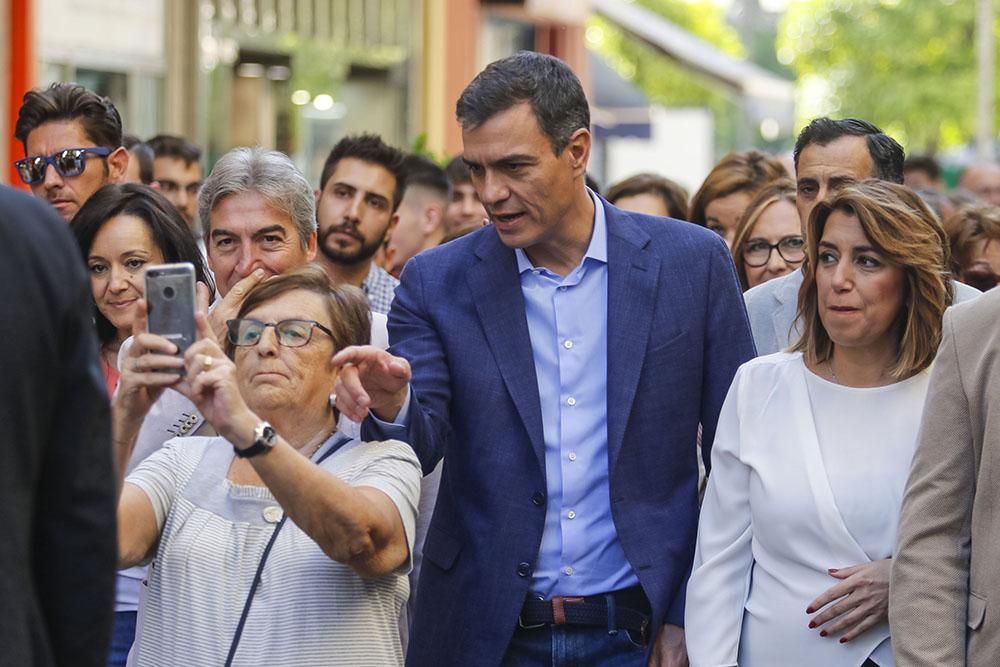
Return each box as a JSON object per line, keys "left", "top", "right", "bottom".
{"left": 199, "top": 147, "right": 316, "bottom": 246}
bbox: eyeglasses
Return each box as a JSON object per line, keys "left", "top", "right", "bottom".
{"left": 743, "top": 235, "right": 806, "bottom": 268}
{"left": 14, "top": 147, "right": 112, "bottom": 184}
{"left": 961, "top": 268, "right": 1000, "bottom": 293}
{"left": 227, "top": 318, "right": 334, "bottom": 348}
{"left": 156, "top": 180, "right": 202, "bottom": 197}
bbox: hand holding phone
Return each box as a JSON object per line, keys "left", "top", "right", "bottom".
{"left": 145, "top": 263, "right": 197, "bottom": 362}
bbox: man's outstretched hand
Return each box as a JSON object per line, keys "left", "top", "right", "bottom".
{"left": 332, "top": 345, "right": 411, "bottom": 423}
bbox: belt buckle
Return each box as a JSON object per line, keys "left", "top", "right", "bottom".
{"left": 518, "top": 595, "right": 546, "bottom": 630}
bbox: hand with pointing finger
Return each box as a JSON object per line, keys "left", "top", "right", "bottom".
{"left": 331, "top": 345, "right": 411, "bottom": 423}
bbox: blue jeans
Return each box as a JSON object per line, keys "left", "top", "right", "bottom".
{"left": 501, "top": 623, "right": 647, "bottom": 666}
{"left": 106, "top": 611, "right": 137, "bottom": 667}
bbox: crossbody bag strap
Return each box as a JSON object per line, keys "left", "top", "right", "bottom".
{"left": 223, "top": 433, "right": 353, "bottom": 666}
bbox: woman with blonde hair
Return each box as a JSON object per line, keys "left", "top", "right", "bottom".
{"left": 687, "top": 180, "right": 950, "bottom": 666}
{"left": 689, "top": 150, "right": 788, "bottom": 246}
{"left": 731, "top": 178, "right": 805, "bottom": 290}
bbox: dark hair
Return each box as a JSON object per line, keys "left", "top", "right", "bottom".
{"left": 123, "top": 134, "right": 155, "bottom": 185}
{"left": 904, "top": 154, "right": 942, "bottom": 182}
{"left": 793, "top": 118, "right": 904, "bottom": 184}
{"left": 319, "top": 133, "right": 406, "bottom": 211}
{"left": 72, "top": 183, "right": 216, "bottom": 346}
{"left": 228, "top": 265, "right": 371, "bottom": 358}
{"left": 689, "top": 150, "right": 788, "bottom": 227}
{"left": 456, "top": 51, "right": 590, "bottom": 155}
{"left": 445, "top": 155, "right": 472, "bottom": 186}
{"left": 792, "top": 180, "right": 949, "bottom": 379}
{"left": 606, "top": 173, "right": 690, "bottom": 220}
{"left": 147, "top": 134, "right": 202, "bottom": 166}
{"left": 401, "top": 154, "right": 449, "bottom": 199}
{"left": 15, "top": 82, "right": 123, "bottom": 151}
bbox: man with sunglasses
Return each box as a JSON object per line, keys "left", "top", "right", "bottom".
{"left": 14, "top": 82, "right": 129, "bottom": 222}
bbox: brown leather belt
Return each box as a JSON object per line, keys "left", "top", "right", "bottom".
{"left": 518, "top": 585, "right": 651, "bottom": 645}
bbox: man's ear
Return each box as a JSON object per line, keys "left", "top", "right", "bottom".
{"left": 564, "top": 128, "right": 592, "bottom": 179}
{"left": 107, "top": 146, "right": 130, "bottom": 183}
{"left": 424, "top": 204, "right": 444, "bottom": 234}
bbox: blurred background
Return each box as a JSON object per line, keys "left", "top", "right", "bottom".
{"left": 2, "top": 0, "right": 996, "bottom": 189}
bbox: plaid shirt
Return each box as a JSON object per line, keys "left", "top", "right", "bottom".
{"left": 362, "top": 264, "right": 399, "bottom": 315}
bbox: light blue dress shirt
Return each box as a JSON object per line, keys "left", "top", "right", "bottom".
{"left": 515, "top": 193, "right": 637, "bottom": 597}
{"left": 379, "top": 192, "right": 638, "bottom": 597}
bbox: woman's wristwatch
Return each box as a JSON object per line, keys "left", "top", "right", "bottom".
{"left": 235, "top": 421, "right": 277, "bottom": 458}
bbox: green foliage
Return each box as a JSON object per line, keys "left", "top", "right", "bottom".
{"left": 780, "top": 0, "right": 982, "bottom": 151}
{"left": 587, "top": 0, "right": 750, "bottom": 151}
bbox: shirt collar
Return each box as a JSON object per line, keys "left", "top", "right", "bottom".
{"left": 515, "top": 189, "right": 608, "bottom": 274}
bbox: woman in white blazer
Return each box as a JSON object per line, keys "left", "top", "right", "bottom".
{"left": 686, "top": 181, "right": 952, "bottom": 666}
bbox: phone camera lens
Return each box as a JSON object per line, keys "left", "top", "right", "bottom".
{"left": 163, "top": 286, "right": 176, "bottom": 300}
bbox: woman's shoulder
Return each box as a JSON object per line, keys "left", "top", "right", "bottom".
{"left": 342, "top": 438, "right": 420, "bottom": 465}
{"left": 738, "top": 351, "right": 804, "bottom": 380}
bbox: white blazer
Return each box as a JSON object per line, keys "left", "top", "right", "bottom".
{"left": 686, "top": 352, "right": 927, "bottom": 667}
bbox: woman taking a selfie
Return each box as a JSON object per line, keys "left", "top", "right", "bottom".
{"left": 114, "top": 266, "right": 420, "bottom": 666}
{"left": 686, "top": 181, "right": 950, "bottom": 666}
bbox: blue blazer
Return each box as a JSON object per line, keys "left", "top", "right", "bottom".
{"left": 363, "top": 197, "right": 756, "bottom": 665}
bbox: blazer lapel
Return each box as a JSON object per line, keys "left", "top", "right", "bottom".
{"left": 467, "top": 232, "right": 546, "bottom": 471}
{"left": 606, "top": 209, "right": 658, "bottom": 474}
{"left": 772, "top": 269, "right": 803, "bottom": 349}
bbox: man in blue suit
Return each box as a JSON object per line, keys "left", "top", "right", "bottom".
{"left": 334, "top": 52, "right": 755, "bottom": 665}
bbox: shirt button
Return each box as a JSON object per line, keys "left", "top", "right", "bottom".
{"left": 563, "top": 340, "right": 573, "bottom": 349}
{"left": 558, "top": 286, "right": 567, "bottom": 291}
{"left": 563, "top": 566, "right": 574, "bottom": 576}
{"left": 568, "top": 452, "right": 577, "bottom": 461}
{"left": 262, "top": 506, "right": 283, "bottom": 523}
{"left": 517, "top": 562, "right": 532, "bottom": 577}
{"left": 531, "top": 491, "right": 546, "bottom": 506}
{"left": 567, "top": 397, "right": 577, "bottom": 406}
{"left": 567, "top": 510, "right": 577, "bottom": 519}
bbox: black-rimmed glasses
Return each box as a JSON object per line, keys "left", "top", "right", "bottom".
{"left": 742, "top": 235, "right": 806, "bottom": 267}
{"left": 227, "top": 319, "right": 334, "bottom": 348}
{"left": 14, "top": 147, "right": 112, "bottom": 184}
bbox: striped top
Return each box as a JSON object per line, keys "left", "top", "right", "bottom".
{"left": 125, "top": 433, "right": 421, "bottom": 667}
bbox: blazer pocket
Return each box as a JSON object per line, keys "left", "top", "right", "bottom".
{"left": 422, "top": 525, "right": 462, "bottom": 572}
{"left": 968, "top": 591, "right": 987, "bottom": 630}
{"left": 645, "top": 328, "right": 690, "bottom": 360}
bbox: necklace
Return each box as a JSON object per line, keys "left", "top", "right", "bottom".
{"left": 827, "top": 358, "right": 839, "bottom": 384}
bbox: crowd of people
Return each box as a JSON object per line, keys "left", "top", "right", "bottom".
{"left": 4, "top": 48, "right": 1000, "bottom": 667}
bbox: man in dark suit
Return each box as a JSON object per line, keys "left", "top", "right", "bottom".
{"left": 0, "top": 185, "right": 116, "bottom": 666}
{"left": 334, "top": 52, "right": 755, "bottom": 665}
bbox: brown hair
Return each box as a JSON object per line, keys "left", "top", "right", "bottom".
{"left": 791, "top": 180, "right": 950, "bottom": 379}
{"left": 730, "top": 178, "right": 799, "bottom": 290}
{"left": 606, "top": 173, "right": 690, "bottom": 220}
{"left": 227, "top": 265, "right": 371, "bottom": 357}
{"left": 945, "top": 203, "right": 1000, "bottom": 275}
{"left": 689, "top": 150, "right": 788, "bottom": 227}
{"left": 15, "top": 82, "right": 123, "bottom": 150}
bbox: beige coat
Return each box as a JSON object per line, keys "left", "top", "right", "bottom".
{"left": 890, "top": 288, "right": 1000, "bottom": 666}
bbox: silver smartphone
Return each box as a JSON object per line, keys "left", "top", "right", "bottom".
{"left": 145, "top": 263, "right": 197, "bottom": 360}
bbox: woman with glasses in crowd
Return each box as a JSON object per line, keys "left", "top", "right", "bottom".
{"left": 113, "top": 266, "right": 420, "bottom": 666}
{"left": 686, "top": 181, "right": 951, "bottom": 666}
{"left": 731, "top": 178, "right": 805, "bottom": 290}
{"left": 945, "top": 204, "right": 1000, "bottom": 292}
{"left": 72, "top": 183, "right": 216, "bottom": 667}
{"left": 688, "top": 149, "right": 788, "bottom": 247}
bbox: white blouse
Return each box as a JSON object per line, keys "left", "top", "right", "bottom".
{"left": 685, "top": 353, "right": 930, "bottom": 667}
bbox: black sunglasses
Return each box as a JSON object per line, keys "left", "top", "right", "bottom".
{"left": 14, "top": 147, "right": 112, "bottom": 184}
{"left": 227, "top": 318, "right": 334, "bottom": 348}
